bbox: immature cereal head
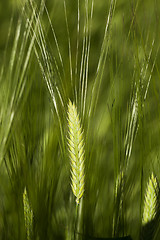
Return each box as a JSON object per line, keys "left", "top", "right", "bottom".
{"left": 23, "top": 187, "right": 33, "bottom": 240}
{"left": 67, "top": 100, "right": 85, "bottom": 204}
{"left": 142, "top": 173, "right": 158, "bottom": 225}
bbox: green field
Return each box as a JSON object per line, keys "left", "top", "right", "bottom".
{"left": 0, "top": 0, "right": 160, "bottom": 239}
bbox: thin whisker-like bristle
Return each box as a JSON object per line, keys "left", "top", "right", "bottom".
{"left": 63, "top": 0, "right": 73, "bottom": 93}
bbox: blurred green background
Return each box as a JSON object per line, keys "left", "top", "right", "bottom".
{"left": 0, "top": 0, "right": 160, "bottom": 240}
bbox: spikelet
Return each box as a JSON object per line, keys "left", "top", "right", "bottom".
{"left": 142, "top": 173, "right": 158, "bottom": 225}
{"left": 67, "top": 100, "right": 85, "bottom": 204}
{"left": 23, "top": 187, "right": 33, "bottom": 240}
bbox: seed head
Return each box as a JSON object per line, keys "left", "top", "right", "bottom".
{"left": 67, "top": 100, "right": 85, "bottom": 204}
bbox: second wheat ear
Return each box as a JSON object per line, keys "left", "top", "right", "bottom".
{"left": 67, "top": 100, "right": 85, "bottom": 204}
{"left": 23, "top": 187, "right": 33, "bottom": 240}
{"left": 142, "top": 173, "right": 158, "bottom": 225}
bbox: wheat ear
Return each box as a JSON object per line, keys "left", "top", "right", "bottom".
{"left": 67, "top": 100, "right": 85, "bottom": 204}
{"left": 142, "top": 173, "right": 158, "bottom": 225}
{"left": 23, "top": 187, "right": 33, "bottom": 240}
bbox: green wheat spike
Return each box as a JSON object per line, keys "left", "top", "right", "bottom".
{"left": 142, "top": 173, "right": 158, "bottom": 225}
{"left": 67, "top": 100, "right": 85, "bottom": 204}
{"left": 23, "top": 187, "right": 33, "bottom": 240}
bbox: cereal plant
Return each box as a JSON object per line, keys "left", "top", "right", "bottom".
{"left": 0, "top": 0, "right": 160, "bottom": 240}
